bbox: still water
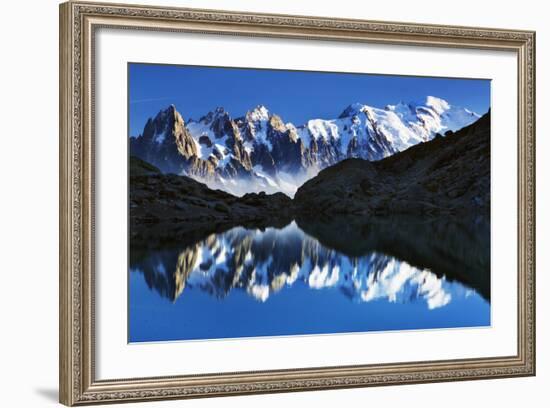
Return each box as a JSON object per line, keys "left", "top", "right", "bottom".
{"left": 129, "top": 217, "right": 490, "bottom": 342}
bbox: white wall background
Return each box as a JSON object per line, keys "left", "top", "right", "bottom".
{"left": 0, "top": 0, "right": 546, "bottom": 407}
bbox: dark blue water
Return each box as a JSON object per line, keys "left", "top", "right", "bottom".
{"left": 129, "top": 217, "right": 490, "bottom": 342}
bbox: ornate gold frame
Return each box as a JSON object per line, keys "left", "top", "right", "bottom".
{"left": 59, "top": 1, "right": 536, "bottom": 405}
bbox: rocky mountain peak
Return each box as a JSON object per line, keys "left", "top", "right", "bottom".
{"left": 339, "top": 102, "right": 367, "bottom": 118}
{"left": 268, "top": 114, "right": 287, "bottom": 132}
{"left": 195, "top": 106, "right": 228, "bottom": 125}
{"left": 247, "top": 104, "right": 270, "bottom": 122}
{"left": 130, "top": 105, "right": 197, "bottom": 174}
{"left": 140, "top": 105, "right": 180, "bottom": 145}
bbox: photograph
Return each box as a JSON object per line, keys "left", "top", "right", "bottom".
{"left": 128, "top": 63, "right": 491, "bottom": 343}
{"left": 54, "top": 1, "right": 537, "bottom": 405}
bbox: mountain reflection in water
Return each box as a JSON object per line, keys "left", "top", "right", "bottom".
{"left": 129, "top": 216, "right": 490, "bottom": 342}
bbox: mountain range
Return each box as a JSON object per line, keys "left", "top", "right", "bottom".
{"left": 130, "top": 97, "right": 481, "bottom": 196}
{"left": 129, "top": 109, "right": 490, "bottom": 242}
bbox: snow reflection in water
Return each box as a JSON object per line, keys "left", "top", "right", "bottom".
{"left": 129, "top": 219, "right": 490, "bottom": 342}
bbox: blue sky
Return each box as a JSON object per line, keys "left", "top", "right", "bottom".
{"left": 128, "top": 63, "right": 491, "bottom": 137}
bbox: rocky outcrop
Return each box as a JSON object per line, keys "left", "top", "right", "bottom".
{"left": 294, "top": 111, "right": 490, "bottom": 216}
{"left": 129, "top": 156, "right": 292, "bottom": 245}
{"left": 130, "top": 105, "right": 197, "bottom": 174}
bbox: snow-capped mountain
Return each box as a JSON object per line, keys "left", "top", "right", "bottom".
{"left": 130, "top": 97, "right": 481, "bottom": 196}
{"left": 130, "top": 222, "right": 476, "bottom": 308}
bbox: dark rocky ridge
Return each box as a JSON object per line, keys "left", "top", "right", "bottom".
{"left": 293, "top": 111, "right": 490, "bottom": 215}
{"left": 130, "top": 156, "right": 292, "bottom": 246}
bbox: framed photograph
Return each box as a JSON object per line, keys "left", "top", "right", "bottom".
{"left": 59, "top": 1, "right": 536, "bottom": 405}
